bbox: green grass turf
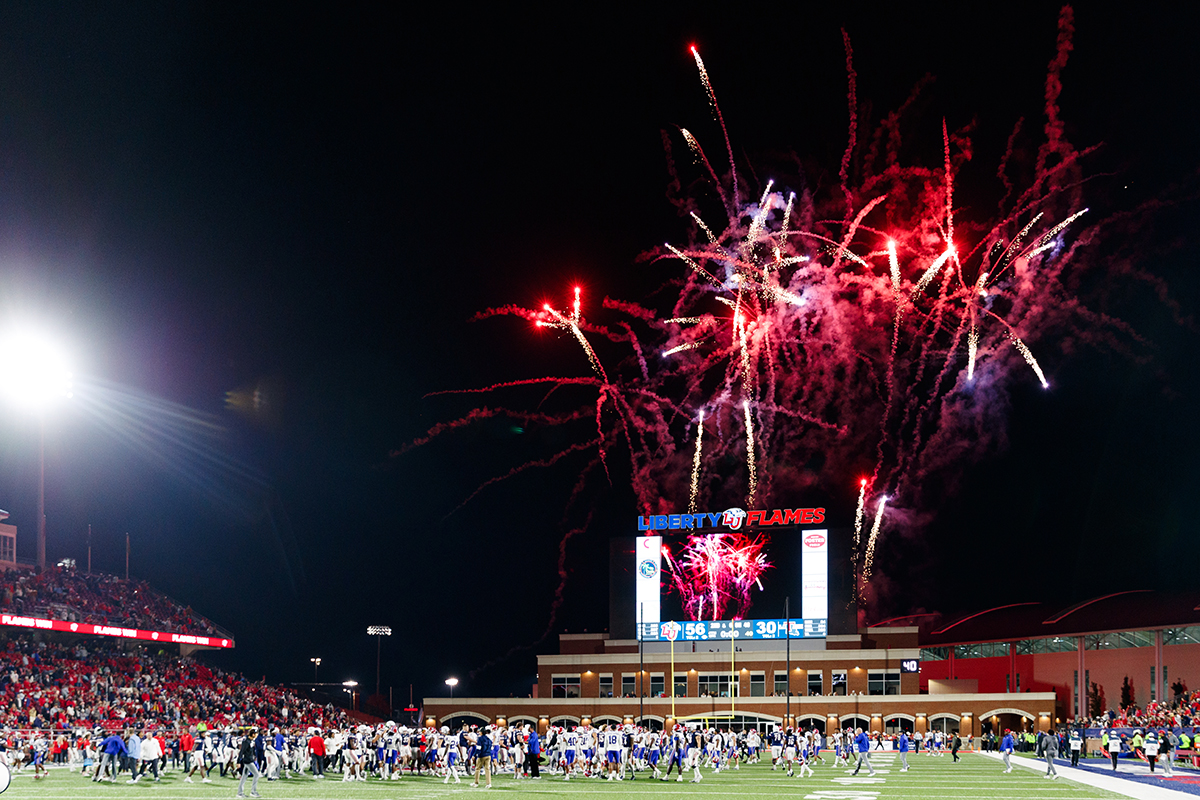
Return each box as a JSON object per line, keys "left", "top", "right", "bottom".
{"left": 3, "top": 752, "right": 1129, "bottom": 800}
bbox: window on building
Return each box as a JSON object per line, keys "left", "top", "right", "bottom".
{"left": 698, "top": 674, "right": 737, "bottom": 697}
{"left": 831, "top": 670, "right": 848, "bottom": 696}
{"left": 1164, "top": 626, "right": 1200, "bottom": 645}
{"left": 884, "top": 717, "right": 913, "bottom": 734}
{"left": 621, "top": 676, "right": 636, "bottom": 697}
{"left": 868, "top": 671, "right": 900, "bottom": 695}
{"left": 1150, "top": 666, "right": 1156, "bottom": 702}
{"left": 807, "top": 671, "right": 823, "bottom": 696}
{"left": 750, "top": 673, "right": 766, "bottom": 697}
{"left": 0, "top": 535, "right": 12, "bottom": 563}
{"left": 774, "top": 672, "right": 789, "bottom": 696}
{"left": 651, "top": 674, "right": 665, "bottom": 697}
{"left": 599, "top": 675, "right": 613, "bottom": 697}
{"left": 920, "top": 647, "right": 949, "bottom": 661}
{"left": 955, "top": 641, "right": 1010, "bottom": 659}
{"left": 1016, "top": 636, "right": 1078, "bottom": 655}
{"left": 674, "top": 675, "right": 688, "bottom": 697}
{"left": 552, "top": 676, "right": 580, "bottom": 698}
{"left": 1084, "top": 630, "right": 1154, "bottom": 650}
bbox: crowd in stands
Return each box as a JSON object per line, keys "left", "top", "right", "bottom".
{"left": 0, "top": 566, "right": 225, "bottom": 637}
{"left": 0, "top": 634, "right": 347, "bottom": 732}
{"left": 1084, "top": 688, "right": 1200, "bottom": 730}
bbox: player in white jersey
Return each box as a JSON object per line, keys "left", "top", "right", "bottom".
{"left": 562, "top": 728, "right": 579, "bottom": 780}
{"left": 602, "top": 726, "right": 621, "bottom": 780}
{"left": 440, "top": 727, "right": 462, "bottom": 784}
{"left": 796, "top": 731, "right": 815, "bottom": 778}
{"left": 645, "top": 731, "right": 661, "bottom": 779}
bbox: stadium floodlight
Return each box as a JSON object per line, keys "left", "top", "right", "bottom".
{"left": 445, "top": 677, "right": 459, "bottom": 700}
{"left": 367, "top": 625, "right": 392, "bottom": 697}
{"left": 342, "top": 680, "right": 358, "bottom": 687}
{"left": 0, "top": 329, "right": 74, "bottom": 572}
{"left": 310, "top": 657, "right": 322, "bottom": 683}
{"left": 0, "top": 331, "right": 73, "bottom": 409}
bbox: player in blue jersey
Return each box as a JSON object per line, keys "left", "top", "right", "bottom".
{"left": 688, "top": 728, "right": 705, "bottom": 783}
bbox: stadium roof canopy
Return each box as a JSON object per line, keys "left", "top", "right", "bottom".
{"left": 871, "top": 590, "right": 1200, "bottom": 646}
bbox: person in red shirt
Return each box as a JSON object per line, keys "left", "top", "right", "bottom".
{"left": 308, "top": 730, "right": 326, "bottom": 778}
{"left": 180, "top": 729, "right": 195, "bottom": 775}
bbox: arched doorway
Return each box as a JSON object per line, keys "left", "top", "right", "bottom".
{"left": 980, "top": 708, "right": 1036, "bottom": 740}
{"left": 927, "top": 714, "right": 960, "bottom": 736}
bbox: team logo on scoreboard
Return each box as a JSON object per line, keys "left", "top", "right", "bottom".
{"left": 638, "top": 559, "right": 658, "bottom": 578}
{"left": 721, "top": 508, "right": 747, "bottom": 530}
{"left": 661, "top": 621, "right": 681, "bottom": 641}
{"left": 804, "top": 532, "right": 826, "bottom": 548}
{"left": 636, "top": 506, "right": 823, "bottom": 531}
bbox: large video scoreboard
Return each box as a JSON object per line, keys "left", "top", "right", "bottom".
{"left": 634, "top": 506, "right": 828, "bottom": 642}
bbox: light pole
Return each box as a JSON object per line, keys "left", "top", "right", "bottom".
{"left": 445, "top": 677, "right": 459, "bottom": 700}
{"left": 343, "top": 680, "right": 358, "bottom": 711}
{"left": 0, "top": 330, "right": 72, "bottom": 572}
{"left": 310, "top": 657, "right": 322, "bottom": 683}
{"left": 367, "top": 625, "right": 391, "bottom": 697}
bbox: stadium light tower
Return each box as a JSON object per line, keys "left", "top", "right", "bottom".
{"left": 367, "top": 625, "right": 391, "bottom": 697}
{"left": 445, "top": 677, "right": 459, "bottom": 700}
{"left": 310, "top": 657, "right": 322, "bottom": 683}
{"left": 0, "top": 330, "right": 73, "bottom": 572}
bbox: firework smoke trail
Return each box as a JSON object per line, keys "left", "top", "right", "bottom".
{"left": 691, "top": 212, "right": 718, "bottom": 243}
{"left": 912, "top": 246, "right": 955, "bottom": 296}
{"left": 852, "top": 479, "right": 867, "bottom": 551}
{"left": 408, "top": 16, "right": 1154, "bottom": 636}
{"left": 967, "top": 321, "right": 979, "bottom": 381}
{"left": 691, "top": 46, "right": 738, "bottom": 209}
{"left": 862, "top": 495, "right": 888, "bottom": 583}
{"left": 681, "top": 129, "right": 731, "bottom": 211}
{"left": 538, "top": 294, "right": 608, "bottom": 382}
{"left": 743, "top": 400, "right": 757, "bottom": 506}
{"left": 1006, "top": 330, "right": 1050, "bottom": 388}
{"left": 887, "top": 239, "right": 900, "bottom": 290}
{"left": 688, "top": 411, "right": 705, "bottom": 513}
{"left": 663, "top": 341, "right": 704, "bottom": 356}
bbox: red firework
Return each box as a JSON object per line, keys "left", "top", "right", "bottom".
{"left": 408, "top": 8, "right": 1157, "bottom": 621}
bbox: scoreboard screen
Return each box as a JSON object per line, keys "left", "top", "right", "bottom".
{"left": 634, "top": 521, "right": 828, "bottom": 641}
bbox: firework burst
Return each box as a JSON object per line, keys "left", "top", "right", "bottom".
{"left": 407, "top": 8, "right": 1151, "bottom": 615}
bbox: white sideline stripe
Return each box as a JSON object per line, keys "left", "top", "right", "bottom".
{"left": 979, "top": 751, "right": 1196, "bottom": 799}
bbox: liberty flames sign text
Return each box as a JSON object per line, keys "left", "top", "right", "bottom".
{"left": 637, "top": 506, "right": 825, "bottom": 532}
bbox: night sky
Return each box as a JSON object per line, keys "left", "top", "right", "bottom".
{"left": 0, "top": 4, "right": 1196, "bottom": 706}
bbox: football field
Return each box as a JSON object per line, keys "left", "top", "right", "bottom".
{"left": 5, "top": 751, "right": 1168, "bottom": 800}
